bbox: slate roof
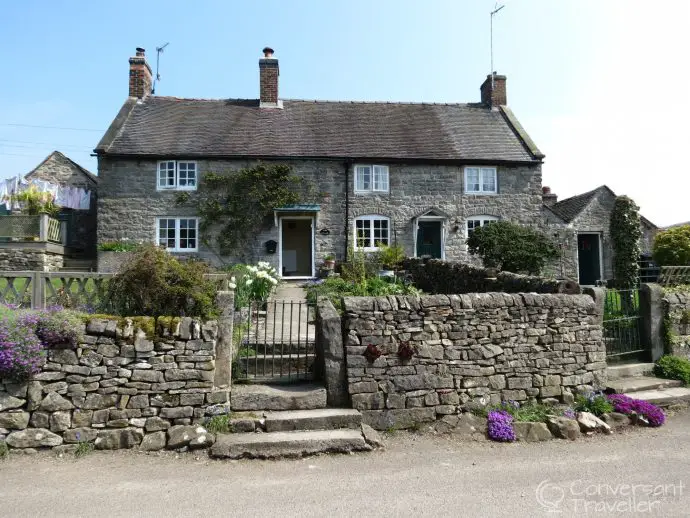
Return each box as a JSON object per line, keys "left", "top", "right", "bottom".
{"left": 549, "top": 186, "right": 611, "bottom": 223}
{"left": 25, "top": 151, "right": 98, "bottom": 186}
{"left": 96, "top": 97, "right": 543, "bottom": 162}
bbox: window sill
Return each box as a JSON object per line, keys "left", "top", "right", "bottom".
{"left": 464, "top": 191, "right": 498, "bottom": 196}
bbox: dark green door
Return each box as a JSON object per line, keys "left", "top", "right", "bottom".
{"left": 578, "top": 234, "right": 601, "bottom": 285}
{"left": 416, "top": 221, "right": 442, "bottom": 258}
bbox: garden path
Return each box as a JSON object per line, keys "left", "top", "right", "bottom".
{"left": 260, "top": 281, "right": 313, "bottom": 345}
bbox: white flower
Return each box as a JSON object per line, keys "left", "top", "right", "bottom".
{"left": 228, "top": 282, "right": 237, "bottom": 289}
{"left": 245, "top": 279, "right": 253, "bottom": 286}
{"left": 230, "top": 276, "right": 236, "bottom": 283}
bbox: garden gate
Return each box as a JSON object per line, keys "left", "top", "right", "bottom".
{"left": 234, "top": 299, "right": 317, "bottom": 382}
{"left": 602, "top": 288, "right": 647, "bottom": 360}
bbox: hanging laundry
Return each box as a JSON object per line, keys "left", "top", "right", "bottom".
{"left": 78, "top": 189, "right": 91, "bottom": 210}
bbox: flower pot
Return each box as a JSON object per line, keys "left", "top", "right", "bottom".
{"left": 324, "top": 259, "right": 335, "bottom": 270}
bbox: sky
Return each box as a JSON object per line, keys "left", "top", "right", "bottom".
{"left": 1, "top": 0, "right": 688, "bottom": 226}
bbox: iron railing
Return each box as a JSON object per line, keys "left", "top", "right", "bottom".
{"left": 235, "top": 299, "right": 316, "bottom": 383}
{"left": 603, "top": 288, "right": 646, "bottom": 359}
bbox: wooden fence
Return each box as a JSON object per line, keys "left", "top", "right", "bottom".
{"left": 0, "top": 271, "right": 232, "bottom": 310}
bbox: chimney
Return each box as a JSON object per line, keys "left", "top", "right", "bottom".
{"left": 542, "top": 186, "right": 558, "bottom": 206}
{"left": 480, "top": 73, "right": 507, "bottom": 108}
{"left": 259, "top": 47, "right": 281, "bottom": 108}
{"left": 129, "top": 47, "right": 152, "bottom": 99}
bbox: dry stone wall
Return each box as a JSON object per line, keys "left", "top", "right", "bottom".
{"left": 342, "top": 293, "right": 606, "bottom": 430}
{"left": 0, "top": 248, "right": 64, "bottom": 272}
{"left": 664, "top": 291, "right": 690, "bottom": 360}
{"left": 0, "top": 317, "right": 226, "bottom": 452}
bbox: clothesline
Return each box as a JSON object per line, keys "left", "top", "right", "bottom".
{"left": 0, "top": 175, "right": 92, "bottom": 211}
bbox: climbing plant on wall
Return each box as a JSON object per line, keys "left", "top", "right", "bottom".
{"left": 610, "top": 195, "right": 641, "bottom": 289}
{"left": 176, "top": 164, "right": 316, "bottom": 259}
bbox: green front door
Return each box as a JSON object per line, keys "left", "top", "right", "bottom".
{"left": 577, "top": 233, "right": 601, "bottom": 285}
{"left": 416, "top": 221, "right": 442, "bottom": 258}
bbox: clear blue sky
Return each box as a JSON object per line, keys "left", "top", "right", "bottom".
{"left": 1, "top": 0, "right": 688, "bottom": 226}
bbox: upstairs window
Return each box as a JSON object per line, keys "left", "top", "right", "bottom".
{"left": 355, "top": 165, "right": 389, "bottom": 193}
{"left": 354, "top": 215, "right": 390, "bottom": 250}
{"left": 157, "top": 161, "right": 197, "bottom": 190}
{"left": 466, "top": 215, "right": 499, "bottom": 237}
{"left": 465, "top": 167, "right": 497, "bottom": 194}
{"left": 156, "top": 217, "right": 198, "bottom": 252}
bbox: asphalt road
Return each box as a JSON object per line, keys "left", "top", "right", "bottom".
{"left": 1, "top": 412, "right": 690, "bottom": 518}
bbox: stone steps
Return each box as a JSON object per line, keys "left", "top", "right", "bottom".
{"left": 230, "top": 383, "right": 327, "bottom": 411}
{"left": 264, "top": 408, "right": 362, "bottom": 432}
{"left": 607, "top": 376, "right": 683, "bottom": 394}
{"left": 210, "top": 429, "right": 370, "bottom": 459}
{"left": 622, "top": 387, "right": 690, "bottom": 407}
{"left": 606, "top": 362, "right": 654, "bottom": 380}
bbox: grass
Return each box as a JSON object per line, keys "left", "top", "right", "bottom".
{"left": 305, "top": 276, "right": 420, "bottom": 310}
{"left": 74, "top": 441, "right": 94, "bottom": 458}
{"left": 604, "top": 288, "right": 640, "bottom": 320}
{"left": 205, "top": 415, "right": 230, "bottom": 434}
{"left": 0, "top": 276, "right": 107, "bottom": 310}
{"left": 471, "top": 401, "right": 565, "bottom": 423}
{"left": 0, "top": 440, "right": 8, "bottom": 459}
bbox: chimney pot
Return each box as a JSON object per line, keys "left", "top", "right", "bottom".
{"left": 542, "top": 186, "right": 551, "bottom": 194}
{"left": 136, "top": 47, "right": 146, "bottom": 56}
{"left": 542, "top": 186, "right": 558, "bottom": 207}
{"left": 262, "top": 47, "right": 274, "bottom": 58}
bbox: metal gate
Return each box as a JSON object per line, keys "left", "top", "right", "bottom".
{"left": 234, "top": 299, "right": 317, "bottom": 383}
{"left": 602, "top": 288, "right": 646, "bottom": 360}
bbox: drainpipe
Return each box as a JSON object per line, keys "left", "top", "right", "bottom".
{"left": 344, "top": 161, "right": 351, "bottom": 259}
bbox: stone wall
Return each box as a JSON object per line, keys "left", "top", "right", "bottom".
{"left": 0, "top": 248, "right": 64, "bottom": 272}
{"left": 342, "top": 293, "right": 606, "bottom": 430}
{"left": 0, "top": 317, "right": 227, "bottom": 452}
{"left": 97, "top": 157, "right": 542, "bottom": 269}
{"left": 664, "top": 290, "right": 690, "bottom": 360}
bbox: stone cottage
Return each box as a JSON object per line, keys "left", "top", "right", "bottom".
{"left": 95, "top": 47, "right": 546, "bottom": 277}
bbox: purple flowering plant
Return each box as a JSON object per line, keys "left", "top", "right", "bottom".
{"left": 487, "top": 410, "right": 516, "bottom": 442}
{"left": 0, "top": 314, "right": 45, "bottom": 380}
{"left": 607, "top": 394, "right": 665, "bottom": 427}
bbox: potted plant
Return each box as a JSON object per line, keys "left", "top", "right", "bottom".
{"left": 323, "top": 254, "right": 336, "bottom": 270}
{"left": 377, "top": 244, "right": 405, "bottom": 277}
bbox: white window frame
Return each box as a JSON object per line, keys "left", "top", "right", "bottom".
{"left": 354, "top": 215, "right": 391, "bottom": 251}
{"left": 466, "top": 215, "right": 499, "bottom": 239}
{"left": 155, "top": 217, "right": 199, "bottom": 252}
{"left": 157, "top": 160, "right": 198, "bottom": 191}
{"left": 464, "top": 166, "right": 497, "bottom": 194}
{"left": 354, "top": 164, "right": 389, "bottom": 194}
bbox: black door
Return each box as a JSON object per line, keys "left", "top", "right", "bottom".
{"left": 578, "top": 234, "right": 601, "bottom": 285}
{"left": 416, "top": 221, "right": 442, "bottom": 259}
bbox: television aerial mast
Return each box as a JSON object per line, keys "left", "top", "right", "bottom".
{"left": 152, "top": 42, "right": 169, "bottom": 95}
{"left": 490, "top": 4, "right": 505, "bottom": 89}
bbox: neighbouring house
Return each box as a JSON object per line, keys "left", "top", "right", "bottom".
{"left": 0, "top": 151, "right": 98, "bottom": 271}
{"left": 544, "top": 185, "right": 658, "bottom": 285}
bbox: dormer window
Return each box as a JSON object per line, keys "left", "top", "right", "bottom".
{"left": 157, "top": 161, "right": 197, "bottom": 190}
{"left": 354, "top": 165, "right": 389, "bottom": 193}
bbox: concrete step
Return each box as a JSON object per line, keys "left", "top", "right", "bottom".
{"left": 264, "top": 408, "right": 362, "bottom": 432}
{"left": 607, "top": 376, "right": 683, "bottom": 394}
{"left": 231, "top": 383, "right": 327, "bottom": 411}
{"left": 624, "top": 387, "right": 690, "bottom": 407}
{"left": 210, "top": 429, "right": 369, "bottom": 459}
{"left": 606, "top": 362, "right": 654, "bottom": 380}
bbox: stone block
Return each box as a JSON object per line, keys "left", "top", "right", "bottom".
{"left": 95, "top": 428, "right": 144, "bottom": 450}
{"left": 49, "top": 411, "right": 71, "bottom": 432}
{"left": 361, "top": 407, "right": 436, "bottom": 430}
{"left": 6, "top": 428, "right": 63, "bottom": 448}
{"left": 351, "top": 392, "right": 385, "bottom": 411}
{"left": 0, "top": 411, "right": 30, "bottom": 430}
{"left": 140, "top": 431, "right": 167, "bottom": 451}
{"left": 160, "top": 406, "right": 194, "bottom": 419}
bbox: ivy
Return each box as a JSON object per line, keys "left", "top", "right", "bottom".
{"left": 176, "top": 164, "right": 316, "bottom": 259}
{"left": 610, "top": 196, "right": 641, "bottom": 289}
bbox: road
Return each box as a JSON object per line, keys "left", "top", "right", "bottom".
{"left": 1, "top": 412, "right": 690, "bottom": 518}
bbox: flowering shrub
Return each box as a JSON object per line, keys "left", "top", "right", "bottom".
{"left": 574, "top": 392, "right": 614, "bottom": 416}
{"left": 0, "top": 313, "right": 45, "bottom": 380}
{"left": 226, "top": 262, "right": 280, "bottom": 308}
{"left": 607, "top": 394, "right": 665, "bottom": 427}
{"left": 487, "top": 410, "right": 516, "bottom": 442}
{"left": 34, "top": 310, "right": 84, "bottom": 348}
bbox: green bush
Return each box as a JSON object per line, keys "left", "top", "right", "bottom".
{"left": 654, "top": 355, "right": 690, "bottom": 385}
{"left": 653, "top": 225, "right": 690, "bottom": 267}
{"left": 466, "top": 221, "right": 558, "bottom": 275}
{"left": 574, "top": 393, "right": 614, "bottom": 416}
{"left": 377, "top": 244, "right": 406, "bottom": 270}
{"left": 106, "top": 245, "right": 218, "bottom": 319}
{"left": 305, "top": 277, "right": 420, "bottom": 310}
{"left": 610, "top": 196, "right": 641, "bottom": 289}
